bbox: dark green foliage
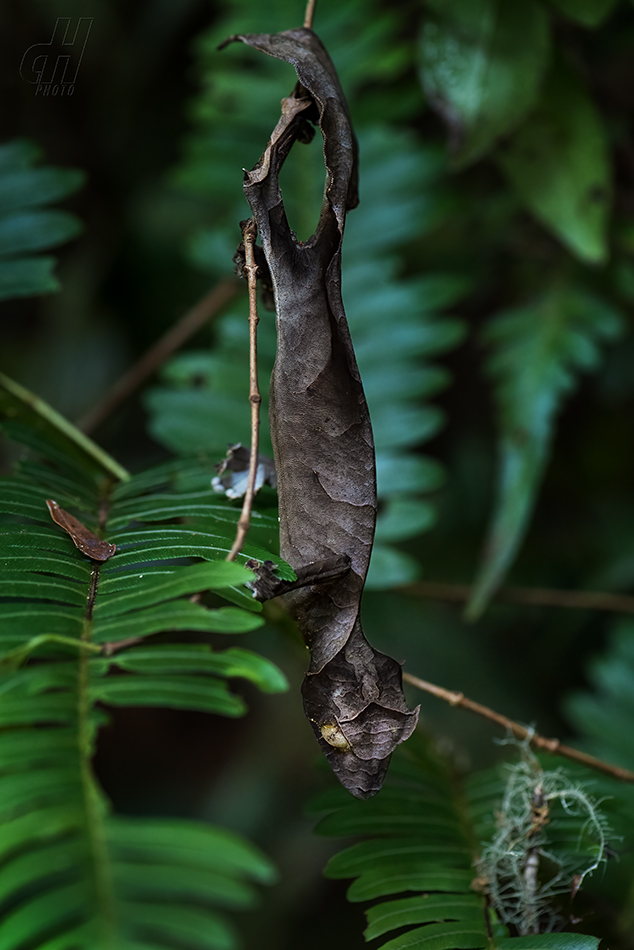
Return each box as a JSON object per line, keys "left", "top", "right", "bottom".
{"left": 496, "top": 63, "right": 611, "bottom": 264}
{"left": 419, "top": 0, "right": 551, "bottom": 167}
{"left": 466, "top": 287, "right": 622, "bottom": 618}
{"left": 315, "top": 734, "right": 605, "bottom": 948}
{"left": 414, "top": 0, "right": 627, "bottom": 612}
{"left": 566, "top": 619, "right": 634, "bottom": 773}
{"left": 0, "top": 140, "right": 83, "bottom": 300}
{"left": 0, "top": 374, "right": 287, "bottom": 949}
{"left": 2, "top": 1, "right": 634, "bottom": 947}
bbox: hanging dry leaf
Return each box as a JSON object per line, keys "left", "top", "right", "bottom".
{"left": 227, "top": 28, "right": 419, "bottom": 798}
{"left": 46, "top": 499, "right": 116, "bottom": 562}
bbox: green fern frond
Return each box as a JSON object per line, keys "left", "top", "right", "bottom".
{"left": 0, "top": 376, "right": 287, "bottom": 949}
{"left": 467, "top": 285, "right": 622, "bottom": 618}
{"left": 343, "top": 128, "right": 469, "bottom": 587}
{"left": 315, "top": 732, "right": 608, "bottom": 948}
{"left": 313, "top": 733, "right": 493, "bottom": 949}
{"left": 0, "top": 139, "right": 84, "bottom": 300}
{"left": 564, "top": 619, "right": 634, "bottom": 865}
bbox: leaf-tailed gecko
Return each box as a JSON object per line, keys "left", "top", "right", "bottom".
{"left": 224, "top": 28, "right": 419, "bottom": 799}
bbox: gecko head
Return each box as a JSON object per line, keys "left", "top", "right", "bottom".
{"left": 320, "top": 721, "right": 352, "bottom": 752}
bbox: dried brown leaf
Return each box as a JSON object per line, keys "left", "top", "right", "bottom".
{"left": 46, "top": 499, "right": 116, "bottom": 562}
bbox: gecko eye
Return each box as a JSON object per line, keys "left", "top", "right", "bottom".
{"left": 320, "top": 722, "right": 352, "bottom": 752}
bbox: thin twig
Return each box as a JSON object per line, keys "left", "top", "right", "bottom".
{"left": 402, "top": 581, "right": 634, "bottom": 616}
{"left": 101, "top": 636, "right": 145, "bottom": 656}
{"left": 402, "top": 671, "right": 634, "bottom": 784}
{"left": 304, "top": 0, "right": 317, "bottom": 29}
{"left": 226, "top": 220, "right": 261, "bottom": 562}
{"left": 78, "top": 279, "right": 238, "bottom": 434}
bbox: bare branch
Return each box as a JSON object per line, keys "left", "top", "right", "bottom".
{"left": 402, "top": 671, "right": 634, "bottom": 783}
{"left": 78, "top": 279, "right": 238, "bottom": 434}
{"left": 402, "top": 580, "right": 634, "bottom": 616}
{"left": 226, "top": 220, "right": 262, "bottom": 562}
{"left": 304, "top": 0, "right": 317, "bottom": 29}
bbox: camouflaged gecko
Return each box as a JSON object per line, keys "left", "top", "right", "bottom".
{"left": 225, "top": 28, "right": 419, "bottom": 799}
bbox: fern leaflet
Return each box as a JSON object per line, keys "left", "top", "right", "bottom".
{"left": 467, "top": 285, "right": 622, "bottom": 618}
{"left": 0, "top": 374, "right": 288, "bottom": 949}
{"left": 0, "top": 139, "right": 84, "bottom": 301}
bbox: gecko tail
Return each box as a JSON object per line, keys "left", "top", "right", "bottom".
{"left": 302, "top": 620, "right": 420, "bottom": 798}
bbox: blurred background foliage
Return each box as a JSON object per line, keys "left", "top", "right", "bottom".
{"left": 3, "top": 0, "right": 634, "bottom": 945}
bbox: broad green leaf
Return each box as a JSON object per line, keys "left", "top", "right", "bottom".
{"left": 0, "top": 372, "right": 129, "bottom": 484}
{"left": 419, "top": 0, "right": 550, "bottom": 166}
{"left": 467, "top": 286, "right": 622, "bottom": 618}
{"left": 548, "top": 0, "right": 618, "bottom": 27}
{"left": 497, "top": 64, "right": 611, "bottom": 263}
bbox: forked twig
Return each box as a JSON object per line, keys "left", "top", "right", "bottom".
{"left": 226, "top": 220, "right": 262, "bottom": 562}
{"left": 78, "top": 279, "right": 238, "bottom": 434}
{"left": 402, "top": 671, "right": 634, "bottom": 783}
